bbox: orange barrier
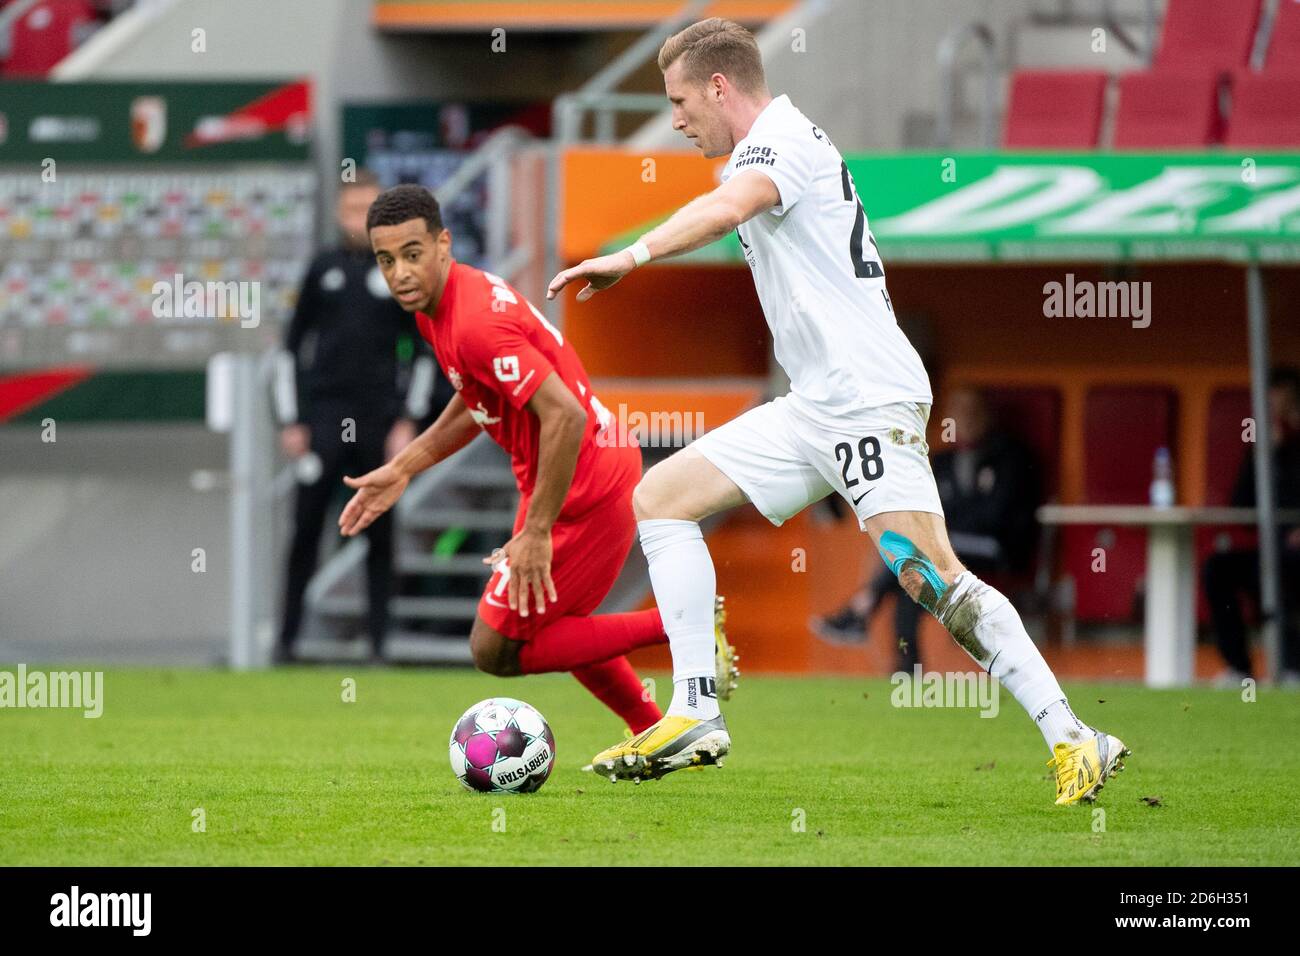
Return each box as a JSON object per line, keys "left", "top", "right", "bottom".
{"left": 374, "top": 1, "right": 794, "bottom": 30}
{"left": 560, "top": 148, "right": 724, "bottom": 263}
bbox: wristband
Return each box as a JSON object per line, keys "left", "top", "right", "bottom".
{"left": 625, "top": 240, "right": 652, "bottom": 267}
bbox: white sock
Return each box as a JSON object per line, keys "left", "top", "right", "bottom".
{"left": 1034, "top": 698, "right": 1093, "bottom": 750}
{"left": 638, "top": 519, "right": 719, "bottom": 719}
{"left": 668, "top": 676, "right": 721, "bottom": 720}
{"left": 934, "top": 571, "right": 1093, "bottom": 752}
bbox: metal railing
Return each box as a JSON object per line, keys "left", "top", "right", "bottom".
{"left": 551, "top": 0, "right": 707, "bottom": 145}
{"left": 1099, "top": 0, "right": 1157, "bottom": 63}
{"left": 433, "top": 123, "right": 535, "bottom": 285}
{"left": 940, "top": 0, "right": 1160, "bottom": 149}
{"left": 936, "top": 21, "right": 999, "bottom": 149}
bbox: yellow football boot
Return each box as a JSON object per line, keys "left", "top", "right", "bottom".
{"left": 585, "top": 714, "right": 731, "bottom": 783}
{"left": 1049, "top": 732, "right": 1131, "bottom": 805}
{"left": 714, "top": 595, "right": 740, "bottom": 701}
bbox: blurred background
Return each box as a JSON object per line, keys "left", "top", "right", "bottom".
{"left": 1, "top": 0, "right": 1298, "bottom": 687}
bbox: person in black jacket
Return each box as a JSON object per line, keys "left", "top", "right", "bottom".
{"left": 273, "top": 172, "right": 443, "bottom": 664}
{"left": 1203, "top": 366, "right": 1300, "bottom": 684}
{"left": 811, "top": 387, "right": 1040, "bottom": 671}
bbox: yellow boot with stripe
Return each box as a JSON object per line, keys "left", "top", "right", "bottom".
{"left": 585, "top": 713, "right": 730, "bottom": 783}
{"left": 1049, "top": 731, "right": 1131, "bottom": 805}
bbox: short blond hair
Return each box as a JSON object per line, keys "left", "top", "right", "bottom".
{"left": 657, "top": 17, "right": 767, "bottom": 95}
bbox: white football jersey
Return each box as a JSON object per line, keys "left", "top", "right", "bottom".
{"left": 720, "top": 94, "right": 932, "bottom": 415}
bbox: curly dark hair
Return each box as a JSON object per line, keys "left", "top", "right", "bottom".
{"left": 366, "top": 183, "right": 444, "bottom": 236}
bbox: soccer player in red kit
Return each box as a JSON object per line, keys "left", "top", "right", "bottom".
{"left": 338, "top": 184, "right": 737, "bottom": 736}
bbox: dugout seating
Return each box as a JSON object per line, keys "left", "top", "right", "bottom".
{"left": 1001, "top": 70, "right": 1109, "bottom": 149}
{"left": 1062, "top": 386, "right": 1178, "bottom": 623}
{"left": 1196, "top": 388, "right": 1259, "bottom": 626}
{"left": 985, "top": 386, "right": 1062, "bottom": 501}
{"left": 979, "top": 386, "right": 1061, "bottom": 621}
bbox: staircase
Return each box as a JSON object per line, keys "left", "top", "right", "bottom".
{"left": 298, "top": 435, "right": 519, "bottom": 664}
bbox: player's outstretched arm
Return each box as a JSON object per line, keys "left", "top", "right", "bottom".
{"left": 490, "top": 373, "right": 587, "bottom": 616}
{"left": 338, "top": 393, "right": 477, "bottom": 536}
{"left": 546, "top": 169, "right": 780, "bottom": 302}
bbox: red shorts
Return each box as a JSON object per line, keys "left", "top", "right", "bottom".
{"left": 479, "top": 442, "right": 641, "bottom": 640}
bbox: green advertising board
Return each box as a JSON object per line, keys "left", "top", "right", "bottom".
{"left": 601, "top": 153, "right": 1300, "bottom": 265}
{"left": 0, "top": 81, "right": 312, "bottom": 164}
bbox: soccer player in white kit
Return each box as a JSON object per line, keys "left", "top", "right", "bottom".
{"left": 547, "top": 18, "right": 1129, "bottom": 805}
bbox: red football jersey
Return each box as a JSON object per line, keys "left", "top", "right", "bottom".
{"left": 415, "top": 261, "right": 628, "bottom": 515}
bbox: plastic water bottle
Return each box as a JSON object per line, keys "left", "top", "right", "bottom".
{"left": 1149, "top": 446, "right": 1175, "bottom": 508}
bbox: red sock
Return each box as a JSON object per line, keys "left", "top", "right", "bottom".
{"left": 572, "top": 656, "right": 662, "bottom": 733}
{"left": 517, "top": 608, "right": 665, "bottom": 674}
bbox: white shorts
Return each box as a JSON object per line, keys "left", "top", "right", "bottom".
{"left": 690, "top": 396, "right": 944, "bottom": 529}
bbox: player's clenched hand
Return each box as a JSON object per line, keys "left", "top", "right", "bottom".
{"left": 338, "top": 464, "right": 410, "bottom": 537}
{"left": 487, "top": 528, "right": 557, "bottom": 617}
{"left": 546, "top": 250, "right": 636, "bottom": 302}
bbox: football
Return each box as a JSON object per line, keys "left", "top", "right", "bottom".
{"left": 448, "top": 697, "right": 556, "bottom": 794}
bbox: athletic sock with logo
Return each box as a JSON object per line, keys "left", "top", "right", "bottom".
{"left": 667, "top": 675, "right": 721, "bottom": 720}
{"left": 637, "top": 518, "right": 719, "bottom": 721}
{"left": 934, "top": 570, "right": 1094, "bottom": 751}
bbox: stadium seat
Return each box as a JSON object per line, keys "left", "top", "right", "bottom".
{"left": 1063, "top": 386, "right": 1178, "bottom": 623}
{"left": 1224, "top": 71, "right": 1300, "bottom": 147}
{"left": 1061, "top": 524, "right": 1149, "bottom": 623}
{"left": 1153, "top": 0, "right": 1262, "bottom": 74}
{"left": 1083, "top": 386, "right": 1178, "bottom": 505}
{"left": 1113, "top": 70, "right": 1222, "bottom": 148}
{"left": 1205, "top": 388, "right": 1254, "bottom": 507}
{"left": 1196, "top": 388, "right": 1258, "bottom": 625}
{"left": 2, "top": 0, "right": 96, "bottom": 76}
{"left": 1264, "top": 0, "right": 1300, "bottom": 70}
{"left": 1002, "top": 70, "right": 1108, "bottom": 149}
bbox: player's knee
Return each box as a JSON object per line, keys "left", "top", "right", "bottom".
{"left": 469, "top": 626, "right": 521, "bottom": 677}
{"left": 632, "top": 475, "right": 666, "bottom": 521}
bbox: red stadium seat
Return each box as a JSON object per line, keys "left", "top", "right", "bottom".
{"left": 1063, "top": 386, "right": 1178, "bottom": 623}
{"left": 2, "top": 0, "right": 96, "bottom": 77}
{"left": 1002, "top": 70, "right": 1108, "bottom": 149}
{"left": 1205, "top": 388, "right": 1254, "bottom": 507}
{"left": 1113, "top": 71, "right": 1222, "bottom": 148}
{"left": 1264, "top": 0, "right": 1300, "bottom": 71}
{"left": 1061, "top": 524, "right": 1149, "bottom": 623}
{"left": 1153, "top": 0, "right": 1262, "bottom": 74}
{"left": 1196, "top": 388, "right": 1258, "bottom": 625}
{"left": 1224, "top": 71, "right": 1300, "bottom": 147}
{"left": 1084, "top": 386, "right": 1178, "bottom": 504}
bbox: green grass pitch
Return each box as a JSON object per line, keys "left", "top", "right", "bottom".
{"left": 2, "top": 668, "right": 1297, "bottom": 866}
